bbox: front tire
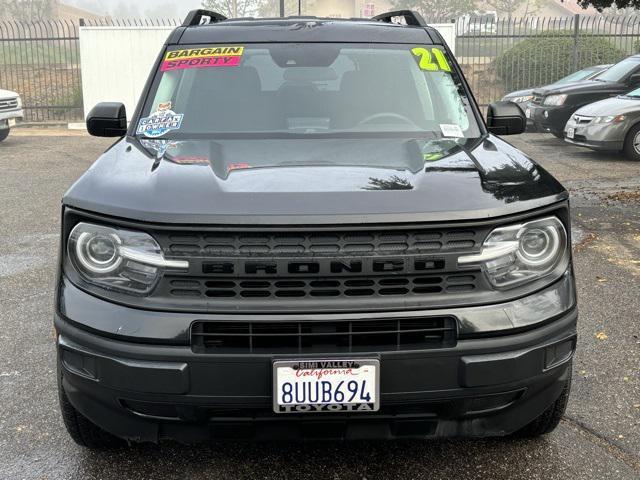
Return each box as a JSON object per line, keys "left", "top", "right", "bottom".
{"left": 514, "top": 376, "right": 571, "bottom": 437}
{"left": 58, "top": 366, "right": 124, "bottom": 449}
{"left": 623, "top": 124, "right": 640, "bottom": 161}
{"left": 0, "top": 128, "right": 9, "bottom": 142}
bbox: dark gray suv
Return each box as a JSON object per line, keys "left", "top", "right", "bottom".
{"left": 55, "top": 9, "right": 576, "bottom": 448}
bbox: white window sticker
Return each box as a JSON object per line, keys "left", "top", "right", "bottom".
{"left": 440, "top": 124, "right": 464, "bottom": 138}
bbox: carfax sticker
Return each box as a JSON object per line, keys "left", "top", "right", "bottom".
{"left": 136, "top": 108, "right": 184, "bottom": 138}
{"left": 161, "top": 45, "right": 244, "bottom": 72}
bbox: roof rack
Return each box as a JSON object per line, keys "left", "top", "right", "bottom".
{"left": 372, "top": 10, "right": 427, "bottom": 27}
{"left": 182, "top": 9, "right": 227, "bottom": 27}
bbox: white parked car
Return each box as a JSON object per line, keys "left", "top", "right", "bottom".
{"left": 0, "top": 88, "right": 23, "bottom": 142}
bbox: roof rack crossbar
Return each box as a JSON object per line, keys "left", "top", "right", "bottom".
{"left": 372, "top": 10, "right": 427, "bottom": 27}
{"left": 182, "top": 9, "right": 227, "bottom": 27}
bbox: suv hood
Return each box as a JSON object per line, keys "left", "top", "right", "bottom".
{"left": 574, "top": 96, "right": 640, "bottom": 116}
{"left": 63, "top": 135, "right": 567, "bottom": 225}
{"left": 0, "top": 88, "right": 18, "bottom": 99}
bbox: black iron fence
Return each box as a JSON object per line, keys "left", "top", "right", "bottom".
{"left": 1, "top": 15, "right": 640, "bottom": 123}
{"left": 0, "top": 18, "right": 179, "bottom": 122}
{"left": 452, "top": 15, "right": 640, "bottom": 109}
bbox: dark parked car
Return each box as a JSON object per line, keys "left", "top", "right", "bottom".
{"left": 56, "top": 9, "right": 576, "bottom": 448}
{"left": 564, "top": 86, "right": 640, "bottom": 160}
{"left": 527, "top": 55, "right": 640, "bottom": 138}
{"left": 503, "top": 64, "right": 610, "bottom": 111}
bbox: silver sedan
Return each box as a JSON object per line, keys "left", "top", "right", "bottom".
{"left": 564, "top": 87, "right": 640, "bottom": 160}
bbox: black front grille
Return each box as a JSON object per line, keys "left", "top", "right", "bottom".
{"left": 169, "top": 272, "right": 479, "bottom": 299}
{"left": 146, "top": 224, "right": 490, "bottom": 312}
{"left": 164, "top": 229, "right": 477, "bottom": 258}
{"left": 191, "top": 317, "right": 457, "bottom": 354}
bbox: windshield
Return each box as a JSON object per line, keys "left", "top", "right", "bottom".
{"left": 594, "top": 57, "right": 640, "bottom": 83}
{"left": 137, "top": 43, "right": 480, "bottom": 140}
{"left": 554, "top": 67, "right": 601, "bottom": 85}
{"left": 624, "top": 86, "right": 640, "bottom": 97}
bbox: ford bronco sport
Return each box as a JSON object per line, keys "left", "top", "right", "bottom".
{"left": 56, "top": 10, "right": 576, "bottom": 448}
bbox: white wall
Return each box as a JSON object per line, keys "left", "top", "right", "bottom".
{"left": 431, "top": 23, "right": 456, "bottom": 55}
{"left": 79, "top": 26, "right": 174, "bottom": 119}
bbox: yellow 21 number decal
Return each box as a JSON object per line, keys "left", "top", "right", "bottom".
{"left": 411, "top": 47, "right": 452, "bottom": 72}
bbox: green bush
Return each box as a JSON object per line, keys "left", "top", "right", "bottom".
{"left": 494, "top": 32, "right": 626, "bottom": 92}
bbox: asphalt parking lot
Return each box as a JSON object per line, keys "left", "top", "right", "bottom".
{"left": 0, "top": 131, "right": 638, "bottom": 480}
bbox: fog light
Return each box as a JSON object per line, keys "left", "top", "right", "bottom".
{"left": 544, "top": 338, "right": 576, "bottom": 370}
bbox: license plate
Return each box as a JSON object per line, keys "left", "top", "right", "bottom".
{"left": 7, "top": 118, "right": 16, "bottom": 127}
{"left": 567, "top": 127, "right": 575, "bottom": 139}
{"left": 273, "top": 359, "right": 379, "bottom": 414}
{"left": 525, "top": 108, "right": 531, "bottom": 119}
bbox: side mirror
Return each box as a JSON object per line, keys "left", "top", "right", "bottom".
{"left": 628, "top": 73, "right": 640, "bottom": 85}
{"left": 486, "top": 101, "right": 526, "bottom": 135}
{"left": 86, "top": 102, "right": 127, "bottom": 137}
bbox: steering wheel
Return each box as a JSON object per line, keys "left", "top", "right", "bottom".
{"left": 357, "top": 112, "right": 417, "bottom": 127}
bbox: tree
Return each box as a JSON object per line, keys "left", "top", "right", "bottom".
{"left": 484, "top": 0, "right": 526, "bottom": 16}
{"left": 258, "top": 0, "right": 307, "bottom": 17}
{"left": 389, "top": 0, "right": 477, "bottom": 20}
{"left": 202, "top": 0, "right": 265, "bottom": 18}
{"left": 1, "top": 0, "right": 54, "bottom": 20}
{"left": 576, "top": 0, "right": 640, "bottom": 11}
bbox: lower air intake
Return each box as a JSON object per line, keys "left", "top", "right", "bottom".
{"left": 191, "top": 317, "right": 457, "bottom": 354}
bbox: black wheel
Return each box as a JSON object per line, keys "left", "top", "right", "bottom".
{"left": 0, "top": 128, "right": 9, "bottom": 142}
{"left": 58, "top": 366, "right": 124, "bottom": 449}
{"left": 623, "top": 124, "right": 640, "bottom": 161}
{"left": 514, "top": 376, "right": 571, "bottom": 438}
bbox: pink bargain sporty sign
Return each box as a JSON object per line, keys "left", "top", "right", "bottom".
{"left": 161, "top": 45, "right": 244, "bottom": 72}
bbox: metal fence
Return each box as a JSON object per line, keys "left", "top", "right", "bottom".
{"left": 452, "top": 15, "right": 640, "bottom": 109}
{"left": 0, "top": 18, "right": 179, "bottom": 122}
{"left": 1, "top": 15, "right": 640, "bottom": 123}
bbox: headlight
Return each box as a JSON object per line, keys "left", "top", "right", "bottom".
{"left": 458, "top": 216, "right": 568, "bottom": 289}
{"left": 16, "top": 97, "right": 22, "bottom": 109}
{"left": 593, "top": 114, "right": 625, "bottom": 124}
{"left": 504, "top": 95, "right": 533, "bottom": 104}
{"left": 543, "top": 94, "right": 567, "bottom": 106}
{"left": 67, "top": 222, "right": 188, "bottom": 295}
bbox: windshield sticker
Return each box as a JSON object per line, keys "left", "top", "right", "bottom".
{"left": 440, "top": 124, "right": 464, "bottom": 138}
{"left": 411, "top": 47, "right": 452, "bottom": 72}
{"left": 136, "top": 108, "right": 184, "bottom": 138}
{"left": 157, "top": 101, "right": 172, "bottom": 111}
{"left": 423, "top": 152, "right": 444, "bottom": 162}
{"left": 161, "top": 46, "right": 244, "bottom": 72}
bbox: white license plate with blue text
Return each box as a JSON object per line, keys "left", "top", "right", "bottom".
{"left": 273, "top": 359, "right": 379, "bottom": 414}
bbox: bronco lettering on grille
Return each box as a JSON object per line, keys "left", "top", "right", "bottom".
{"left": 202, "top": 258, "right": 446, "bottom": 275}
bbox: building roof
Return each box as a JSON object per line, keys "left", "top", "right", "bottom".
{"left": 57, "top": 2, "right": 104, "bottom": 20}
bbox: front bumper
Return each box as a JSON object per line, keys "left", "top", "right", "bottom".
{"left": 0, "top": 108, "right": 23, "bottom": 128}
{"left": 527, "top": 104, "right": 574, "bottom": 134}
{"left": 55, "top": 276, "right": 577, "bottom": 442}
{"left": 563, "top": 120, "right": 626, "bottom": 151}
